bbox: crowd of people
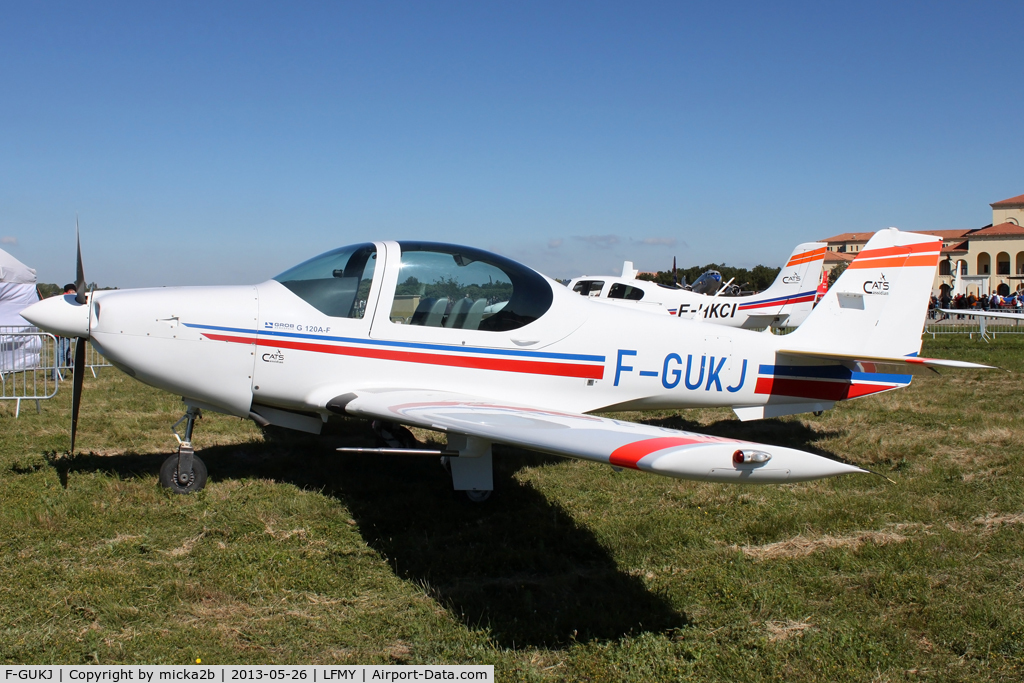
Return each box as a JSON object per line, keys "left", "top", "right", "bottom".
{"left": 928, "top": 290, "right": 1024, "bottom": 319}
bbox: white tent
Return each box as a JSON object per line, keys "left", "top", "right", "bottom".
{"left": 0, "top": 247, "right": 37, "bottom": 285}
{"left": 0, "top": 248, "right": 42, "bottom": 371}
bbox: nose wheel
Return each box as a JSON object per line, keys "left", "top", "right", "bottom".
{"left": 160, "top": 407, "right": 208, "bottom": 494}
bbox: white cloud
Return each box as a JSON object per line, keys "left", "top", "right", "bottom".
{"left": 572, "top": 234, "right": 620, "bottom": 248}
{"left": 636, "top": 237, "right": 678, "bottom": 247}
{"left": 547, "top": 238, "right": 563, "bottom": 248}
{"left": 0, "top": 236, "right": 16, "bottom": 245}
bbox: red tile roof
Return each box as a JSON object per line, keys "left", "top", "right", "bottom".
{"left": 821, "top": 229, "right": 969, "bottom": 242}
{"left": 991, "top": 193, "right": 1024, "bottom": 207}
{"left": 824, "top": 251, "right": 856, "bottom": 264}
{"left": 914, "top": 229, "right": 972, "bottom": 239}
{"left": 969, "top": 222, "right": 1024, "bottom": 237}
{"left": 820, "top": 232, "right": 870, "bottom": 242}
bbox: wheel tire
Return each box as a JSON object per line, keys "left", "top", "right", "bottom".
{"left": 464, "top": 489, "right": 492, "bottom": 503}
{"left": 373, "top": 420, "right": 418, "bottom": 449}
{"left": 159, "top": 454, "right": 208, "bottom": 494}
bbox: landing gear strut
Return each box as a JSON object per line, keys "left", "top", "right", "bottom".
{"left": 446, "top": 434, "right": 493, "bottom": 503}
{"left": 160, "top": 407, "right": 208, "bottom": 494}
{"left": 336, "top": 426, "right": 494, "bottom": 503}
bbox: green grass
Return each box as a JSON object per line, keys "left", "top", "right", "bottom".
{"left": 1, "top": 336, "right": 1023, "bottom": 680}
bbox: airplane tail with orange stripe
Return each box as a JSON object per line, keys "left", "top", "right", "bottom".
{"left": 743, "top": 242, "right": 826, "bottom": 327}
{"left": 785, "top": 228, "right": 940, "bottom": 359}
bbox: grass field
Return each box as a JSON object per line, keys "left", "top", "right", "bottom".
{"left": 1, "top": 336, "right": 1022, "bottom": 681}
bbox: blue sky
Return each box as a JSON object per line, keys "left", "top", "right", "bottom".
{"left": 2, "top": 1, "right": 1022, "bottom": 287}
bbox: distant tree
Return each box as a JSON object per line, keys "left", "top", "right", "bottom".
{"left": 827, "top": 262, "right": 848, "bottom": 289}
{"left": 747, "top": 265, "right": 781, "bottom": 292}
{"left": 395, "top": 276, "right": 423, "bottom": 296}
{"left": 425, "top": 276, "right": 466, "bottom": 300}
{"left": 639, "top": 263, "right": 781, "bottom": 293}
{"left": 35, "top": 282, "right": 117, "bottom": 299}
{"left": 36, "top": 283, "right": 62, "bottom": 299}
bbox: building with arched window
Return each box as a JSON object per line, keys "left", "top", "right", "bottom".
{"left": 992, "top": 193, "right": 1024, "bottom": 226}
{"left": 822, "top": 193, "right": 1024, "bottom": 297}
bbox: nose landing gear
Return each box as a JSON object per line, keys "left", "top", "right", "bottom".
{"left": 160, "top": 407, "right": 208, "bottom": 494}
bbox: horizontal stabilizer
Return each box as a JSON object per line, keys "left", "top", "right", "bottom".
{"left": 777, "top": 348, "right": 993, "bottom": 371}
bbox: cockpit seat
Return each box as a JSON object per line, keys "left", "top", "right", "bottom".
{"left": 444, "top": 297, "right": 474, "bottom": 328}
{"left": 463, "top": 299, "right": 487, "bottom": 330}
{"left": 410, "top": 297, "right": 449, "bottom": 327}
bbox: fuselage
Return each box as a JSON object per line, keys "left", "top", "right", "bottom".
{"left": 565, "top": 274, "right": 807, "bottom": 327}
{"left": 25, "top": 240, "right": 907, "bottom": 423}
{"left": 566, "top": 242, "right": 826, "bottom": 329}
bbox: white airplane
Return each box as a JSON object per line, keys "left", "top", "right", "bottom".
{"left": 938, "top": 260, "right": 1024, "bottom": 323}
{"left": 566, "top": 242, "right": 827, "bottom": 329}
{"left": 23, "top": 228, "right": 987, "bottom": 500}
{"left": 939, "top": 307, "right": 1024, "bottom": 323}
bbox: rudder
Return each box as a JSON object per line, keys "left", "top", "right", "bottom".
{"left": 738, "top": 242, "right": 826, "bottom": 327}
{"left": 786, "top": 229, "right": 940, "bottom": 358}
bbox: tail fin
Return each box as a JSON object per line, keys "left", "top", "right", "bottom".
{"left": 952, "top": 260, "right": 965, "bottom": 297}
{"left": 736, "top": 242, "right": 826, "bottom": 326}
{"left": 786, "top": 228, "right": 940, "bottom": 357}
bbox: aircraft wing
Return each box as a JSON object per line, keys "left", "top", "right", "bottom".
{"left": 330, "top": 389, "right": 866, "bottom": 483}
{"left": 940, "top": 308, "right": 1024, "bottom": 322}
{"left": 776, "top": 348, "right": 993, "bottom": 370}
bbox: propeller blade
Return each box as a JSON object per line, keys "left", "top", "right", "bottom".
{"left": 70, "top": 338, "right": 86, "bottom": 454}
{"left": 75, "top": 215, "right": 87, "bottom": 305}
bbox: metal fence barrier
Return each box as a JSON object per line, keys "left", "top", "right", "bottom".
{"left": 924, "top": 313, "right": 1024, "bottom": 339}
{"left": 0, "top": 325, "right": 112, "bottom": 417}
{"left": 52, "top": 335, "right": 112, "bottom": 379}
{"left": 0, "top": 326, "right": 58, "bottom": 417}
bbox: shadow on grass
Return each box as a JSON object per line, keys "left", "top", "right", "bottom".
{"left": 636, "top": 413, "right": 851, "bottom": 462}
{"left": 42, "top": 419, "right": 691, "bottom": 648}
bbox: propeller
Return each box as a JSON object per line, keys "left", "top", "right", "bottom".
{"left": 70, "top": 333, "right": 86, "bottom": 454}
{"left": 74, "top": 215, "right": 87, "bottom": 305}
{"left": 69, "top": 218, "right": 90, "bottom": 454}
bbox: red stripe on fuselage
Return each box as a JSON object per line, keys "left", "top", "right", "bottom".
{"left": 738, "top": 294, "right": 816, "bottom": 311}
{"left": 203, "top": 333, "right": 605, "bottom": 380}
{"left": 754, "top": 377, "right": 896, "bottom": 401}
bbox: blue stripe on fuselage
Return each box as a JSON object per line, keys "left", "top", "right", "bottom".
{"left": 758, "top": 363, "right": 911, "bottom": 385}
{"left": 738, "top": 290, "right": 816, "bottom": 307}
{"left": 183, "top": 323, "right": 606, "bottom": 363}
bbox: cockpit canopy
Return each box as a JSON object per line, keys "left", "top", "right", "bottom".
{"left": 274, "top": 243, "right": 377, "bottom": 319}
{"left": 390, "top": 242, "right": 552, "bottom": 331}
{"left": 274, "top": 241, "right": 553, "bottom": 331}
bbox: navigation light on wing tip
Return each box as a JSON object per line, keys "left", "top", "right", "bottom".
{"left": 733, "top": 449, "right": 772, "bottom": 465}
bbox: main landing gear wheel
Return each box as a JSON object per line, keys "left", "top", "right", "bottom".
{"left": 464, "top": 489, "right": 492, "bottom": 503}
{"left": 372, "top": 420, "right": 418, "bottom": 449}
{"left": 159, "top": 452, "right": 208, "bottom": 494}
